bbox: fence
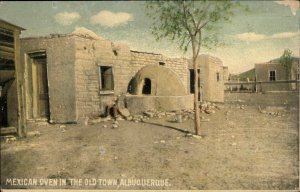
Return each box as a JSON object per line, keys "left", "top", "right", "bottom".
{"left": 225, "top": 80, "right": 299, "bottom": 92}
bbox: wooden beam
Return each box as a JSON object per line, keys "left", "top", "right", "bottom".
{"left": 0, "top": 45, "right": 14, "bottom": 53}
{"left": 0, "top": 127, "right": 17, "bottom": 135}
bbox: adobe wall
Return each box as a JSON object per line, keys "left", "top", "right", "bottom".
{"left": 74, "top": 38, "right": 133, "bottom": 118}
{"left": 74, "top": 37, "right": 190, "bottom": 118}
{"left": 20, "top": 36, "right": 77, "bottom": 123}
{"left": 193, "top": 55, "right": 224, "bottom": 102}
{"left": 255, "top": 63, "right": 298, "bottom": 92}
{"left": 126, "top": 95, "right": 193, "bottom": 114}
{"left": 21, "top": 35, "right": 191, "bottom": 120}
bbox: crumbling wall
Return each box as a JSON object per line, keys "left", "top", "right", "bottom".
{"left": 20, "top": 36, "right": 77, "bottom": 123}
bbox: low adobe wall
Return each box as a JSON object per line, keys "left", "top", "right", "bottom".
{"left": 125, "top": 94, "right": 193, "bottom": 114}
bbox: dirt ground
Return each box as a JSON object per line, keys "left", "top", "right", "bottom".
{"left": 0, "top": 92, "right": 299, "bottom": 190}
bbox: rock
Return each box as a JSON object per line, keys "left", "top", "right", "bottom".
{"left": 231, "top": 142, "right": 237, "bottom": 146}
{"left": 201, "top": 118, "right": 210, "bottom": 122}
{"left": 176, "top": 137, "right": 181, "bottom": 140}
{"left": 116, "top": 116, "right": 124, "bottom": 121}
{"left": 192, "top": 135, "right": 202, "bottom": 139}
{"left": 102, "top": 125, "right": 108, "bottom": 128}
{"left": 4, "top": 135, "right": 17, "bottom": 142}
{"left": 90, "top": 118, "right": 102, "bottom": 124}
{"left": 113, "top": 120, "right": 119, "bottom": 125}
{"left": 126, "top": 116, "right": 133, "bottom": 121}
{"left": 118, "top": 108, "right": 130, "bottom": 117}
{"left": 160, "top": 140, "right": 166, "bottom": 144}
{"left": 204, "top": 109, "right": 212, "bottom": 114}
{"left": 112, "top": 124, "right": 118, "bottom": 128}
{"left": 27, "top": 131, "right": 41, "bottom": 137}
{"left": 59, "top": 125, "right": 66, "bottom": 128}
{"left": 144, "top": 111, "right": 154, "bottom": 118}
{"left": 134, "top": 120, "right": 139, "bottom": 123}
{"left": 185, "top": 133, "right": 193, "bottom": 137}
{"left": 84, "top": 117, "right": 89, "bottom": 126}
{"left": 114, "top": 156, "right": 118, "bottom": 160}
{"left": 175, "top": 114, "right": 183, "bottom": 123}
{"left": 165, "top": 112, "right": 176, "bottom": 116}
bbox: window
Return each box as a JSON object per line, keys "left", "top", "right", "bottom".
{"left": 142, "top": 78, "right": 151, "bottom": 95}
{"left": 269, "top": 70, "right": 276, "bottom": 81}
{"left": 216, "top": 72, "right": 220, "bottom": 82}
{"left": 99, "top": 66, "right": 114, "bottom": 91}
{"left": 159, "top": 61, "right": 165, "bottom": 66}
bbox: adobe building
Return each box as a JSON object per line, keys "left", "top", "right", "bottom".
{"left": 20, "top": 28, "right": 193, "bottom": 123}
{"left": 189, "top": 54, "right": 225, "bottom": 102}
{"left": 0, "top": 19, "right": 26, "bottom": 136}
{"left": 255, "top": 57, "right": 299, "bottom": 92}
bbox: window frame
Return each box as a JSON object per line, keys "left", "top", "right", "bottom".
{"left": 268, "top": 70, "right": 276, "bottom": 81}
{"left": 98, "top": 65, "right": 114, "bottom": 94}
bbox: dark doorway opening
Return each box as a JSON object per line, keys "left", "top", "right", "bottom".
{"left": 189, "top": 69, "right": 201, "bottom": 100}
{"left": 0, "top": 79, "right": 14, "bottom": 127}
{"left": 142, "top": 78, "right": 151, "bottom": 95}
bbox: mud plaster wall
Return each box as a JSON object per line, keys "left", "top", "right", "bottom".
{"left": 20, "top": 37, "right": 76, "bottom": 123}
{"left": 191, "top": 55, "right": 224, "bottom": 102}
{"left": 255, "top": 63, "right": 298, "bottom": 92}
{"left": 130, "top": 65, "right": 186, "bottom": 96}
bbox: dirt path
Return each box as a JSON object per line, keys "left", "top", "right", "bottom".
{"left": 1, "top": 104, "right": 298, "bottom": 190}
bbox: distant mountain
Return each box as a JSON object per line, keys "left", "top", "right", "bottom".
{"left": 230, "top": 68, "right": 255, "bottom": 81}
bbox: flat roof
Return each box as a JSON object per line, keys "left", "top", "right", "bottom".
{"left": 0, "top": 19, "right": 25, "bottom": 30}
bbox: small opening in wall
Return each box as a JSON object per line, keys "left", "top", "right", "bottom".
{"left": 99, "top": 66, "right": 114, "bottom": 90}
{"left": 83, "top": 46, "right": 87, "bottom": 50}
{"left": 159, "top": 61, "right": 165, "bottom": 66}
{"left": 269, "top": 70, "right": 276, "bottom": 81}
{"left": 142, "top": 78, "right": 151, "bottom": 95}
{"left": 217, "top": 72, "right": 220, "bottom": 82}
{"left": 113, "top": 50, "right": 118, "bottom": 56}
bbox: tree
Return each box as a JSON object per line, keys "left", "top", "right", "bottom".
{"left": 279, "top": 49, "right": 293, "bottom": 80}
{"left": 146, "top": 0, "right": 244, "bottom": 135}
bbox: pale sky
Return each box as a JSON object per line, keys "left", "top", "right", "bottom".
{"left": 0, "top": 1, "right": 299, "bottom": 74}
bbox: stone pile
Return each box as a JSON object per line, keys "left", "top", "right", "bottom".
{"left": 199, "top": 101, "right": 222, "bottom": 114}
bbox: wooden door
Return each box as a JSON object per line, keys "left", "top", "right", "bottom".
{"left": 32, "top": 57, "right": 49, "bottom": 119}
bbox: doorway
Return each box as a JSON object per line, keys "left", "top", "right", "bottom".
{"left": 142, "top": 78, "right": 151, "bottom": 95}
{"left": 30, "top": 52, "right": 50, "bottom": 119}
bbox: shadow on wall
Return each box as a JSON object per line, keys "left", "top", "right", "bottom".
{"left": 127, "top": 65, "right": 187, "bottom": 96}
